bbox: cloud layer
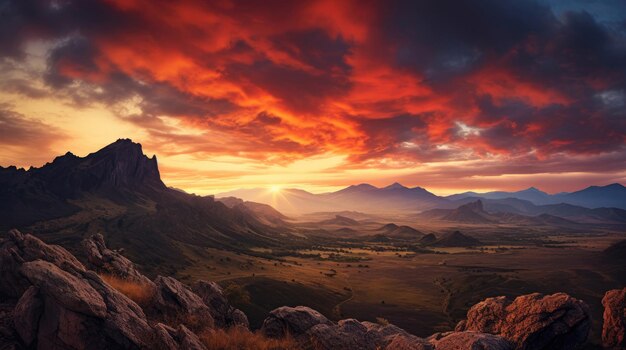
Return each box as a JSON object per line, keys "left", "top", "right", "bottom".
{"left": 0, "top": 0, "right": 625, "bottom": 193}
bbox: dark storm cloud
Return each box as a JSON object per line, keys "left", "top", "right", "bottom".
{"left": 382, "top": 0, "right": 556, "bottom": 80}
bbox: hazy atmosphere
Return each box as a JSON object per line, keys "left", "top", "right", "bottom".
{"left": 1, "top": 1, "right": 626, "bottom": 350}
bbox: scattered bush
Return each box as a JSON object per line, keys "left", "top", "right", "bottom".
{"left": 376, "top": 317, "right": 389, "bottom": 326}
{"left": 100, "top": 274, "right": 154, "bottom": 307}
{"left": 199, "top": 326, "right": 298, "bottom": 350}
{"left": 223, "top": 283, "right": 251, "bottom": 305}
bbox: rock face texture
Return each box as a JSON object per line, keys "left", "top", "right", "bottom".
{"left": 81, "top": 233, "right": 155, "bottom": 287}
{"left": 192, "top": 280, "right": 249, "bottom": 329}
{"left": 1, "top": 230, "right": 157, "bottom": 349}
{"left": 459, "top": 293, "right": 591, "bottom": 350}
{"left": 0, "top": 230, "right": 246, "bottom": 350}
{"left": 151, "top": 276, "right": 215, "bottom": 330}
{"left": 261, "top": 306, "right": 432, "bottom": 350}
{"left": 427, "top": 331, "right": 513, "bottom": 350}
{"left": 261, "top": 293, "right": 594, "bottom": 350}
{"left": 603, "top": 288, "right": 626, "bottom": 349}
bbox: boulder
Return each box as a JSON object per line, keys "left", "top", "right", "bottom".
{"left": 262, "top": 305, "right": 333, "bottom": 339}
{"left": 21, "top": 260, "right": 107, "bottom": 318}
{"left": 152, "top": 276, "right": 214, "bottom": 330}
{"left": 0, "top": 300, "right": 23, "bottom": 350}
{"left": 177, "top": 325, "right": 208, "bottom": 350}
{"left": 428, "top": 331, "right": 513, "bottom": 350}
{"left": 192, "top": 280, "right": 249, "bottom": 329}
{"left": 460, "top": 292, "right": 591, "bottom": 350}
{"left": 602, "top": 287, "right": 626, "bottom": 349}
{"left": 0, "top": 230, "right": 205, "bottom": 349}
{"left": 262, "top": 307, "right": 432, "bottom": 350}
{"left": 12, "top": 286, "right": 43, "bottom": 346}
{"left": 81, "top": 233, "right": 154, "bottom": 288}
{"left": 0, "top": 229, "right": 85, "bottom": 298}
{"left": 309, "top": 319, "right": 433, "bottom": 350}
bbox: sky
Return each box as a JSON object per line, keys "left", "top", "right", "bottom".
{"left": 0, "top": 0, "right": 625, "bottom": 196}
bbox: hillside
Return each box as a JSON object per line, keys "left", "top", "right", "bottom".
{"left": 430, "top": 231, "right": 482, "bottom": 247}
{"left": 0, "top": 139, "right": 297, "bottom": 275}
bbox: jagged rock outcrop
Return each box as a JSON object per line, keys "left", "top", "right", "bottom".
{"left": 0, "top": 229, "right": 85, "bottom": 298}
{"left": 261, "top": 306, "right": 432, "bottom": 349}
{"left": 81, "top": 233, "right": 155, "bottom": 288}
{"left": 602, "top": 287, "right": 626, "bottom": 349}
{"left": 262, "top": 305, "right": 333, "bottom": 339}
{"left": 151, "top": 276, "right": 215, "bottom": 330}
{"left": 0, "top": 230, "right": 222, "bottom": 349}
{"left": 263, "top": 291, "right": 594, "bottom": 350}
{"left": 1, "top": 230, "right": 158, "bottom": 349}
{"left": 458, "top": 292, "right": 591, "bottom": 350}
{"left": 427, "top": 331, "right": 512, "bottom": 350}
{"left": 192, "top": 280, "right": 249, "bottom": 329}
{"left": 309, "top": 319, "right": 433, "bottom": 350}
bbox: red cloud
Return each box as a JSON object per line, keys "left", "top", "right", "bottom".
{"left": 3, "top": 0, "right": 625, "bottom": 178}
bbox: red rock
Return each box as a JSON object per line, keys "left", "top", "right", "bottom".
{"left": 602, "top": 288, "right": 626, "bottom": 349}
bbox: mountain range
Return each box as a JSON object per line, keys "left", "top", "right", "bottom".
{"left": 218, "top": 182, "right": 626, "bottom": 215}
{"left": 1, "top": 139, "right": 625, "bottom": 274}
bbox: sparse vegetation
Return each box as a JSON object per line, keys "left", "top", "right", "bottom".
{"left": 376, "top": 317, "right": 390, "bottom": 326}
{"left": 198, "top": 327, "right": 298, "bottom": 350}
{"left": 223, "top": 283, "right": 251, "bottom": 305}
{"left": 100, "top": 274, "right": 154, "bottom": 307}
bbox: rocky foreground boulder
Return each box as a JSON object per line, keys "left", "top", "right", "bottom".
{"left": 81, "top": 233, "right": 155, "bottom": 288}
{"left": 0, "top": 230, "right": 247, "bottom": 349}
{"left": 457, "top": 293, "right": 591, "bottom": 350}
{"left": 261, "top": 306, "right": 432, "bottom": 349}
{"left": 603, "top": 287, "right": 626, "bottom": 349}
{"left": 261, "top": 293, "right": 593, "bottom": 350}
{"left": 0, "top": 229, "right": 623, "bottom": 350}
{"left": 192, "top": 280, "right": 249, "bottom": 329}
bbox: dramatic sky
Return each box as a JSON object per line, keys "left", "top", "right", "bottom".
{"left": 1, "top": 0, "right": 625, "bottom": 195}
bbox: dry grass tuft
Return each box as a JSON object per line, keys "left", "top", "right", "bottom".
{"left": 199, "top": 326, "right": 299, "bottom": 350}
{"left": 100, "top": 274, "right": 154, "bottom": 306}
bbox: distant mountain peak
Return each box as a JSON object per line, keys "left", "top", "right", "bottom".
{"left": 384, "top": 182, "right": 407, "bottom": 190}
{"left": 342, "top": 183, "right": 378, "bottom": 192}
{"left": 523, "top": 187, "right": 542, "bottom": 192}
{"left": 606, "top": 183, "right": 625, "bottom": 188}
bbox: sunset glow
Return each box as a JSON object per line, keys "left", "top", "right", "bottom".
{"left": 1, "top": 0, "right": 625, "bottom": 195}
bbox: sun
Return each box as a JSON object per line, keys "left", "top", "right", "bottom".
{"left": 269, "top": 185, "right": 282, "bottom": 193}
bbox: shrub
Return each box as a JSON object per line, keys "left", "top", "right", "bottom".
{"left": 100, "top": 274, "right": 154, "bottom": 307}
{"left": 199, "top": 326, "right": 298, "bottom": 350}
{"left": 376, "top": 317, "right": 389, "bottom": 326}
{"left": 223, "top": 283, "right": 251, "bottom": 305}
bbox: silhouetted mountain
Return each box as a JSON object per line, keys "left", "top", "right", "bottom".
{"left": 216, "top": 197, "right": 289, "bottom": 227}
{"left": 605, "top": 239, "right": 626, "bottom": 261}
{"left": 447, "top": 187, "right": 551, "bottom": 204}
{"left": 0, "top": 139, "right": 297, "bottom": 274}
{"left": 448, "top": 197, "right": 626, "bottom": 224}
{"left": 446, "top": 184, "right": 626, "bottom": 209}
{"left": 554, "top": 183, "right": 626, "bottom": 209}
{"left": 419, "top": 200, "right": 495, "bottom": 224}
{"left": 0, "top": 139, "right": 167, "bottom": 227}
{"left": 419, "top": 233, "right": 437, "bottom": 245}
{"left": 219, "top": 182, "right": 449, "bottom": 214}
{"left": 430, "top": 231, "right": 481, "bottom": 247}
{"left": 318, "top": 215, "right": 360, "bottom": 226}
{"left": 377, "top": 223, "right": 423, "bottom": 240}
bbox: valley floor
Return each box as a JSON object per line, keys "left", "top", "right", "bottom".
{"left": 174, "top": 224, "right": 626, "bottom": 346}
